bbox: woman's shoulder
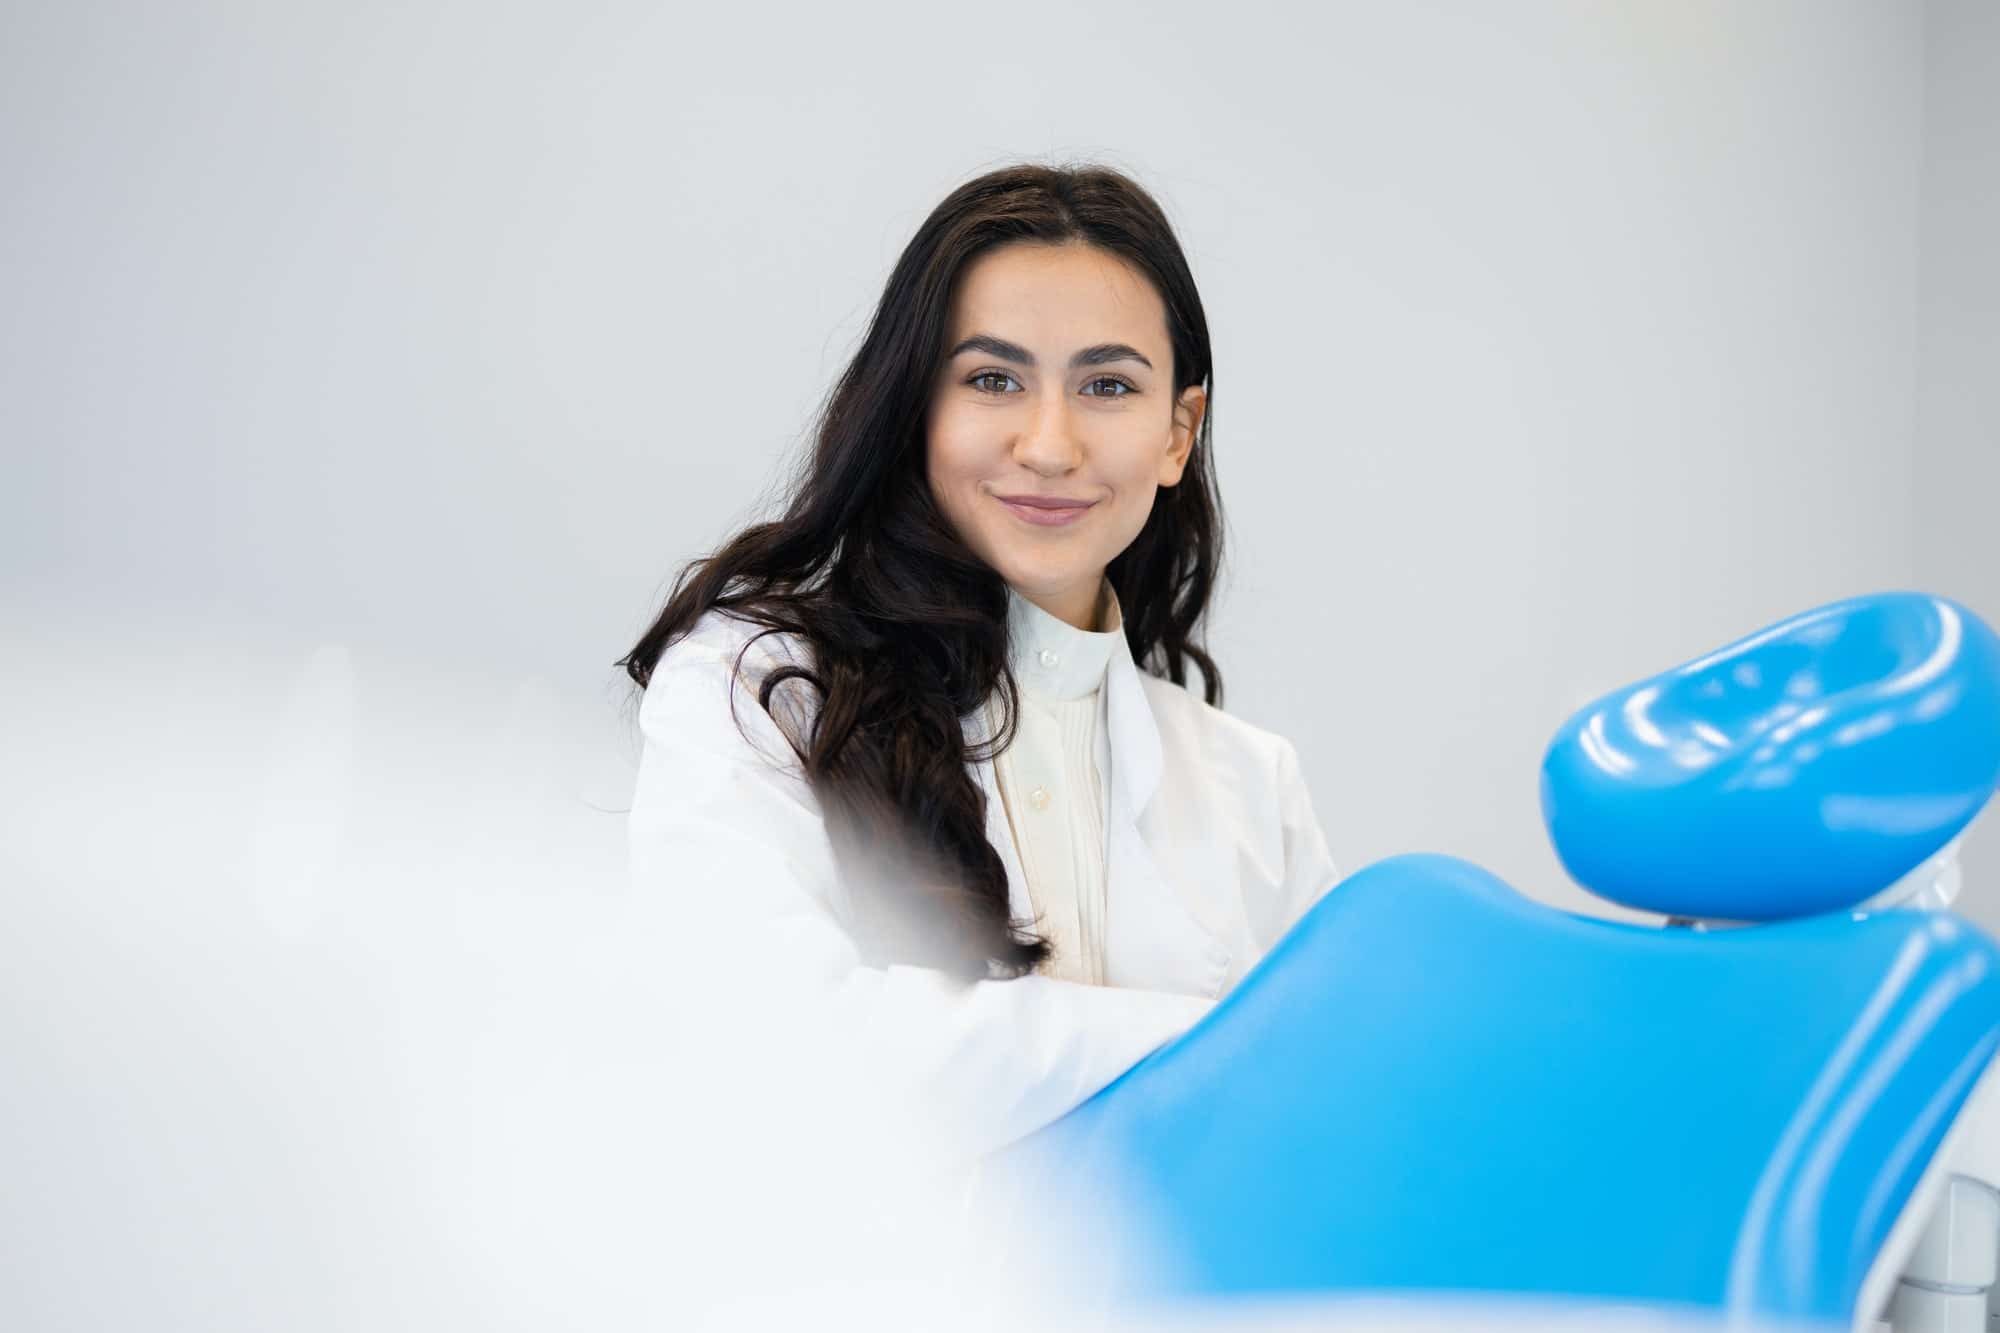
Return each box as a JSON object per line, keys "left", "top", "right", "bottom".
{"left": 638, "top": 607, "right": 821, "bottom": 765}
{"left": 650, "top": 606, "right": 814, "bottom": 679}
{"left": 1136, "top": 668, "right": 1299, "bottom": 777}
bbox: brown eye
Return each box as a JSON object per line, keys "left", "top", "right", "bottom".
{"left": 970, "top": 372, "right": 1019, "bottom": 394}
{"left": 1084, "top": 376, "right": 1135, "bottom": 398}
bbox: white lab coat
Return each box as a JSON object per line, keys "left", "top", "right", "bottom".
{"left": 627, "top": 605, "right": 1340, "bottom": 1159}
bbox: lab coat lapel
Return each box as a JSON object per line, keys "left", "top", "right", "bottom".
{"left": 1099, "top": 647, "right": 1232, "bottom": 999}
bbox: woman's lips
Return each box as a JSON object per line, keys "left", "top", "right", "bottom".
{"left": 995, "top": 495, "right": 1097, "bottom": 527}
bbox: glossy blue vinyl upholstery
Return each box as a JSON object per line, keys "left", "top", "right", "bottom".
{"left": 1543, "top": 593, "right": 2000, "bottom": 921}
{"left": 1018, "top": 857, "right": 2000, "bottom": 1323}
{"left": 1014, "top": 592, "right": 2000, "bottom": 1327}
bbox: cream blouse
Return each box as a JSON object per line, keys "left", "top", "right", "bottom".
{"left": 984, "top": 577, "right": 1126, "bottom": 986}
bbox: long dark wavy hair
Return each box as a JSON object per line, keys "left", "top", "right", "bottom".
{"left": 617, "top": 161, "right": 1226, "bottom": 981}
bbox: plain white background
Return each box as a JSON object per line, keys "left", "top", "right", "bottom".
{"left": 2, "top": 2, "right": 1996, "bottom": 1328}
{"left": 7, "top": 0, "right": 1996, "bottom": 920}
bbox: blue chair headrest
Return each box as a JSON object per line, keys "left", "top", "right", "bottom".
{"left": 1541, "top": 592, "right": 2000, "bottom": 920}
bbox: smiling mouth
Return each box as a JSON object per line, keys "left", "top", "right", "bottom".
{"left": 994, "top": 494, "right": 1097, "bottom": 527}
{"left": 995, "top": 493, "right": 1093, "bottom": 509}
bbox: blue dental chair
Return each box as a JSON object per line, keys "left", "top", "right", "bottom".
{"left": 1013, "top": 592, "right": 2000, "bottom": 1332}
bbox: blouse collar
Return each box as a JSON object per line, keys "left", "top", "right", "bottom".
{"left": 1005, "top": 577, "right": 1127, "bottom": 702}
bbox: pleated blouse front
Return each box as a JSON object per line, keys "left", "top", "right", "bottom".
{"left": 985, "top": 578, "right": 1126, "bottom": 987}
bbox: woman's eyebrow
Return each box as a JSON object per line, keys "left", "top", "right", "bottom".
{"left": 947, "top": 333, "right": 1153, "bottom": 371}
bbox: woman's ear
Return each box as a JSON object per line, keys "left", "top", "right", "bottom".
{"left": 1159, "top": 384, "right": 1207, "bottom": 487}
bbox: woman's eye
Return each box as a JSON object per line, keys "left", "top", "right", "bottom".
{"left": 968, "top": 371, "right": 1134, "bottom": 397}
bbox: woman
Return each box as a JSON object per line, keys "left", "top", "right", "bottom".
{"left": 619, "top": 162, "right": 1339, "bottom": 1159}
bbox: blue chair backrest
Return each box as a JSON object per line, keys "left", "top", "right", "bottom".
{"left": 1018, "top": 856, "right": 2000, "bottom": 1323}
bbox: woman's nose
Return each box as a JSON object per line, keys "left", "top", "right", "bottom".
{"left": 1012, "top": 395, "right": 1083, "bottom": 473}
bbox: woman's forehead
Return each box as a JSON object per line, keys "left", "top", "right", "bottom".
{"left": 946, "top": 242, "right": 1168, "bottom": 355}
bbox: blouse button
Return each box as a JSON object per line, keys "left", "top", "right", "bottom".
{"left": 1037, "top": 648, "right": 1059, "bottom": 670}
{"left": 1029, "top": 786, "right": 1052, "bottom": 811}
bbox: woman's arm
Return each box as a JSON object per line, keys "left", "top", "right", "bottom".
{"left": 628, "top": 623, "right": 1213, "bottom": 1158}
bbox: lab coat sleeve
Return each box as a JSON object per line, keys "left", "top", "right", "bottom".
{"left": 628, "top": 625, "right": 1215, "bottom": 1158}
{"left": 1266, "top": 736, "right": 1342, "bottom": 949}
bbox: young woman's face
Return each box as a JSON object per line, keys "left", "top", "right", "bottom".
{"left": 925, "top": 241, "right": 1206, "bottom": 630}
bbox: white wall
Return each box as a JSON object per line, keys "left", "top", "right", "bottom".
{"left": 0, "top": 2, "right": 1989, "bottom": 1326}
{"left": 1916, "top": 0, "right": 2000, "bottom": 933}
{"left": 1, "top": 0, "right": 1935, "bottom": 915}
